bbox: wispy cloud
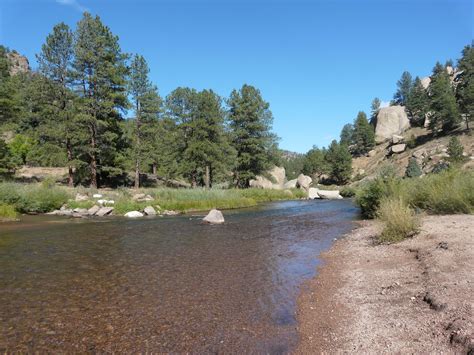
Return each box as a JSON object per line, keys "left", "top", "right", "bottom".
{"left": 56, "top": 0, "right": 89, "bottom": 13}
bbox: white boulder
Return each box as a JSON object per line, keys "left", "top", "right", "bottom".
{"left": 391, "top": 143, "right": 407, "bottom": 154}
{"left": 317, "top": 190, "right": 343, "bottom": 200}
{"left": 203, "top": 209, "right": 225, "bottom": 224}
{"left": 249, "top": 176, "right": 275, "bottom": 189}
{"left": 308, "top": 188, "right": 321, "bottom": 200}
{"left": 375, "top": 106, "right": 410, "bottom": 143}
{"left": 392, "top": 135, "right": 404, "bottom": 144}
{"left": 124, "top": 211, "right": 144, "bottom": 218}
{"left": 420, "top": 76, "right": 431, "bottom": 89}
{"left": 283, "top": 179, "right": 297, "bottom": 189}
{"left": 93, "top": 194, "right": 103, "bottom": 198}
{"left": 297, "top": 174, "right": 312, "bottom": 191}
{"left": 75, "top": 193, "right": 89, "bottom": 202}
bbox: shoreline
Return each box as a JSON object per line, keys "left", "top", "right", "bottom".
{"left": 296, "top": 215, "right": 473, "bottom": 353}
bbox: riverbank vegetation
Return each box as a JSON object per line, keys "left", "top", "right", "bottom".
{"left": 355, "top": 167, "right": 474, "bottom": 242}
{"left": 0, "top": 182, "right": 306, "bottom": 218}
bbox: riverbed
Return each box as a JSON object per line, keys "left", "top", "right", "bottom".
{"left": 0, "top": 199, "right": 358, "bottom": 353}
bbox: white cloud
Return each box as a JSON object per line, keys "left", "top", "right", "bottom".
{"left": 380, "top": 100, "right": 391, "bottom": 108}
{"left": 56, "top": 0, "right": 89, "bottom": 13}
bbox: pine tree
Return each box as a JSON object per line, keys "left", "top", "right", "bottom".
{"left": 447, "top": 136, "right": 464, "bottom": 163}
{"left": 72, "top": 13, "right": 129, "bottom": 187}
{"left": 339, "top": 123, "right": 354, "bottom": 146}
{"left": 228, "top": 84, "right": 277, "bottom": 187}
{"left": 302, "top": 146, "right": 329, "bottom": 178}
{"left": 406, "top": 76, "right": 429, "bottom": 126}
{"left": 0, "top": 139, "right": 14, "bottom": 174}
{"left": 393, "top": 71, "right": 413, "bottom": 106}
{"left": 428, "top": 62, "right": 460, "bottom": 132}
{"left": 405, "top": 157, "right": 422, "bottom": 178}
{"left": 128, "top": 54, "right": 161, "bottom": 188}
{"left": 0, "top": 46, "right": 20, "bottom": 125}
{"left": 456, "top": 45, "right": 473, "bottom": 131}
{"left": 370, "top": 97, "right": 381, "bottom": 126}
{"left": 36, "top": 22, "right": 77, "bottom": 186}
{"left": 325, "top": 140, "right": 352, "bottom": 184}
{"left": 352, "top": 111, "right": 375, "bottom": 155}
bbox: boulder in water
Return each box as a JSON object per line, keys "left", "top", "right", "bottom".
{"left": 203, "top": 209, "right": 225, "bottom": 224}
{"left": 144, "top": 206, "right": 157, "bottom": 216}
{"left": 124, "top": 211, "right": 144, "bottom": 218}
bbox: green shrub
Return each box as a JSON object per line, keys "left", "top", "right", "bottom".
{"left": 16, "top": 186, "right": 70, "bottom": 213}
{"left": 0, "top": 203, "right": 18, "bottom": 221}
{"left": 447, "top": 136, "right": 464, "bottom": 163}
{"left": 405, "top": 158, "right": 422, "bottom": 178}
{"left": 377, "top": 197, "right": 420, "bottom": 243}
{"left": 340, "top": 186, "right": 356, "bottom": 197}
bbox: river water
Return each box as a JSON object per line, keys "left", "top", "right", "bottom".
{"left": 0, "top": 199, "right": 359, "bottom": 353}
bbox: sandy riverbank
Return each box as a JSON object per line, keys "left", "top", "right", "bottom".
{"left": 296, "top": 215, "right": 474, "bottom": 353}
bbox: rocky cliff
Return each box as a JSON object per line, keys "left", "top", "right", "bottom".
{"left": 7, "top": 51, "right": 30, "bottom": 75}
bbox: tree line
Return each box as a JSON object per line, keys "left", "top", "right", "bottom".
{"left": 0, "top": 13, "right": 278, "bottom": 188}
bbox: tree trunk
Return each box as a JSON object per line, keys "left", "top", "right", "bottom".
{"left": 191, "top": 171, "right": 197, "bottom": 188}
{"left": 152, "top": 162, "right": 157, "bottom": 175}
{"left": 90, "top": 124, "right": 98, "bottom": 189}
{"left": 205, "top": 165, "right": 210, "bottom": 189}
{"left": 135, "top": 102, "right": 141, "bottom": 189}
{"left": 66, "top": 138, "right": 73, "bottom": 187}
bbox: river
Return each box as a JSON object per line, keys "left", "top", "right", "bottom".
{"left": 0, "top": 199, "right": 359, "bottom": 353}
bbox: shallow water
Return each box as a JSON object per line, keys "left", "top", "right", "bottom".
{"left": 0, "top": 199, "right": 359, "bottom": 353}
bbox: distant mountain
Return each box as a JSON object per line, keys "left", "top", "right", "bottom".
{"left": 280, "top": 149, "right": 303, "bottom": 160}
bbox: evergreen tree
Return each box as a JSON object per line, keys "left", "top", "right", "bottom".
{"left": 456, "top": 45, "right": 473, "bottom": 130}
{"left": 352, "top": 111, "right": 375, "bottom": 155}
{"left": 128, "top": 54, "right": 161, "bottom": 188}
{"left": 447, "top": 136, "right": 464, "bottom": 163}
{"left": 428, "top": 62, "right": 460, "bottom": 132}
{"left": 393, "top": 71, "right": 413, "bottom": 106}
{"left": 0, "top": 139, "right": 14, "bottom": 174}
{"left": 406, "top": 76, "right": 429, "bottom": 126}
{"left": 325, "top": 140, "right": 352, "bottom": 184}
{"left": 228, "top": 84, "right": 277, "bottom": 187}
{"left": 370, "top": 97, "right": 381, "bottom": 126}
{"left": 0, "top": 46, "right": 20, "bottom": 125}
{"left": 302, "top": 146, "right": 329, "bottom": 178}
{"left": 405, "top": 157, "right": 422, "bottom": 178}
{"left": 36, "top": 22, "right": 77, "bottom": 186}
{"left": 72, "top": 13, "right": 129, "bottom": 187}
{"left": 339, "top": 123, "right": 354, "bottom": 146}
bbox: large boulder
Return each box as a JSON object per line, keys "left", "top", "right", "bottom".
{"left": 203, "top": 209, "right": 225, "bottom": 224}
{"left": 75, "top": 193, "right": 89, "bottom": 202}
{"left": 283, "top": 179, "right": 297, "bottom": 189}
{"left": 420, "top": 76, "right": 431, "bottom": 89}
{"left": 143, "top": 206, "right": 157, "bottom": 216}
{"left": 87, "top": 205, "right": 101, "bottom": 216}
{"left": 391, "top": 143, "right": 406, "bottom": 154}
{"left": 269, "top": 166, "right": 286, "bottom": 187}
{"left": 375, "top": 106, "right": 410, "bottom": 143}
{"left": 296, "top": 174, "right": 312, "bottom": 191}
{"left": 317, "top": 190, "right": 343, "bottom": 200}
{"left": 308, "top": 187, "right": 321, "bottom": 199}
{"left": 96, "top": 207, "right": 114, "bottom": 216}
{"left": 124, "top": 211, "right": 144, "bottom": 218}
{"left": 249, "top": 176, "right": 274, "bottom": 189}
{"left": 249, "top": 166, "right": 287, "bottom": 190}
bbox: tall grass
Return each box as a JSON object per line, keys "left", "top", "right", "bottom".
{"left": 377, "top": 197, "right": 420, "bottom": 243}
{"left": 356, "top": 168, "right": 473, "bottom": 243}
{"left": 0, "top": 203, "right": 18, "bottom": 221}
{"left": 0, "top": 183, "right": 304, "bottom": 216}
{"left": 0, "top": 182, "right": 70, "bottom": 214}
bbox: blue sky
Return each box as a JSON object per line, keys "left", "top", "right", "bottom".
{"left": 0, "top": 0, "right": 472, "bottom": 153}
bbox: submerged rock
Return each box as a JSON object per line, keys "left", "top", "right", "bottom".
{"left": 203, "top": 209, "right": 225, "bottom": 224}
{"left": 124, "top": 211, "right": 144, "bottom": 218}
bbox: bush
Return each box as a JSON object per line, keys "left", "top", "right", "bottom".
{"left": 405, "top": 158, "right": 422, "bottom": 178}
{"left": 340, "top": 186, "right": 356, "bottom": 197}
{"left": 447, "top": 136, "right": 464, "bottom": 163}
{"left": 0, "top": 203, "right": 17, "bottom": 221}
{"left": 377, "top": 197, "right": 420, "bottom": 243}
